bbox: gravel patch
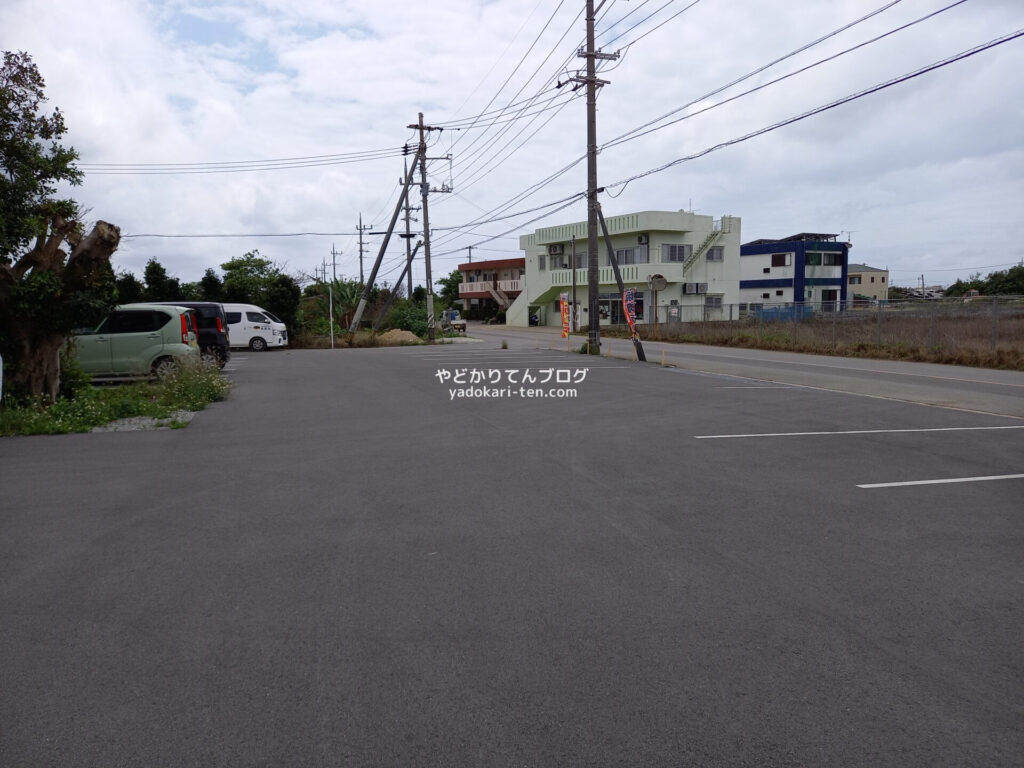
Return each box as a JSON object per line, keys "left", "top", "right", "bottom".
{"left": 90, "top": 410, "right": 197, "bottom": 433}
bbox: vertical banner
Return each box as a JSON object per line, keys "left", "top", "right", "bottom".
{"left": 622, "top": 288, "right": 639, "bottom": 342}
{"left": 559, "top": 292, "right": 570, "bottom": 338}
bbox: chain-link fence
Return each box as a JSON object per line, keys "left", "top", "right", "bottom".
{"left": 628, "top": 297, "right": 1024, "bottom": 366}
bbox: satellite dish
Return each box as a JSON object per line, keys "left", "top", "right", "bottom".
{"left": 648, "top": 274, "right": 667, "bottom": 291}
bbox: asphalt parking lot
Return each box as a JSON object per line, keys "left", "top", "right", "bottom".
{"left": 1, "top": 336, "right": 1022, "bottom": 767}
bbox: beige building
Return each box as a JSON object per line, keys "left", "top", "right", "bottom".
{"left": 509, "top": 209, "right": 742, "bottom": 327}
{"left": 847, "top": 263, "right": 889, "bottom": 302}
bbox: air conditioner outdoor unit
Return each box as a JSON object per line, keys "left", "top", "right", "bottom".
{"left": 697, "top": 283, "right": 708, "bottom": 294}
{"left": 547, "top": 243, "right": 564, "bottom": 256}
{"left": 637, "top": 234, "right": 649, "bottom": 245}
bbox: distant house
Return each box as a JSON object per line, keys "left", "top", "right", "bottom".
{"left": 847, "top": 263, "right": 889, "bottom": 302}
{"left": 457, "top": 258, "right": 525, "bottom": 314}
{"left": 740, "top": 233, "right": 850, "bottom": 308}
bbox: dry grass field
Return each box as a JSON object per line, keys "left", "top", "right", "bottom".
{"left": 604, "top": 300, "right": 1024, "bottom": 370}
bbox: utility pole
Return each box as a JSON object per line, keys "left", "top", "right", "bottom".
{"left": 408, "top": 112, "right": 444, "bottom": 342}
{"left": 328, "top": 243, "right": 340, "bottom": 348}
{"left": 574, "top": 0, "right": 617, "bottom": 352}
{"left": 347, "top": 155, "right": 421, "bottom": 333}
{"left": 571, "top": 235, "right": 577, "bottom": 332}
{"left": 400, "top": 157, "right": 420, "bottom": 299}
{"left": 356, "top": 214, "right": 374, "bottom": 285}
{"left": 467, "top": 245, "right": 473, "bottom": 263}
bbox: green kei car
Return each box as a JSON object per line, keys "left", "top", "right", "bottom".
{"left": 73, "top": 303, "right": 200, "bottom": 378}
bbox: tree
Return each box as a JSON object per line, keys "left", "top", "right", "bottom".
{"left": 221, "top": 250, "right": 274, "bottom": 303}
{"left": 0, "top": 51, "right": 120, "bottom": 399}
{"left": 221, "top": 250, "right": 300, "bottom": 329}
{"left": 115, "top": 271, "right": 143, "bottom": 303}
{"left": 141, "top": 257, "right": 181, "bottom": 301}
{"left": 198, "top": 267, "right": 223, "bottom": 301}
{"left": 0, "top": 51, "right": 81, "bottom": 261}
{"left": 436, "top": 269, "right": 462, "bottom": 308}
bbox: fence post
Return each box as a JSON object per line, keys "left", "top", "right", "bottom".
{"left": 929, "top": 299, "right": 937, "bottom": 349}
{"left": 832, "top": 304, "right": 837, "bottom": 352}
{"left": 876, "top": 301, "right": 882, "bottom": 348}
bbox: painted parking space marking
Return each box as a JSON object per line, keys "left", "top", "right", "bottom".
{"left": 716, "top": 385, "right": 796, "bottom": 389}
{"left": 858, "top": 474, "right": 1024, "bottom": 489}
{"left": 695, "top": 425, "right": 1024, "bottom": 440}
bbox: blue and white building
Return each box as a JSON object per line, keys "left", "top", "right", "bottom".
{"left": 739, "top": 233, "right": 851, "bottom": 309}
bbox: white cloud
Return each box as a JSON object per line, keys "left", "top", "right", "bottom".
{"left": 2, "top": 0, "right": 1022, "bottom": 289}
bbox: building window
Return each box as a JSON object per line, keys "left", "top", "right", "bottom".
{"left": 849, "top": 275, "right": 862, "bottom": 285}
{"left": 807, "top": 252, "right": 843, "bottom": 267}
{"left": 705, "top": 295, "right": 723, "bottom": 309}
{"left": 662, "top": 244, "right": 692, "bottom": 262}
{"left": 615, "top": 247, "right": 647, "bottom": 264}
{"left": 763, "top": 267, "right": 771, "bottom": 274}
{"left": 761, "top": 293, "right": 770, "bottom": 299}
{"left": 706, "top": 246, "right": 724, "bottom": 262}
{"left": 775, "top": 290, "right": 783, "bottom": 296}
{"left": 771, "top": 253, "right": 791, "bottom": 267}
{"left": 870, "top": 276, "right": 875, "bottom": 283}
{"left": 538, "top": 254, "right": 546, "bottom": 270}
{"left": 881, "top": 276, "right": 886, "bottom": 283}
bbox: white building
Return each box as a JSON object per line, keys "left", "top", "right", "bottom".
{"left": 508, "top": 210, "right": 742, "bottom": 328}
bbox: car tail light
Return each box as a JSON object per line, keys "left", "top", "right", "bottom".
{"left": 216, "top": 316, "right": 225, "bottom": 333}
{"left": 180, "top": 314, "right": 189, "bottom": 344}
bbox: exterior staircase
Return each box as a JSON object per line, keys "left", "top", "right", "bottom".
{"left": 680, "top": 228, "right": 722, "bottom": 277}
{"left": 486, "top": 283, "right": 511, "bottom": 309}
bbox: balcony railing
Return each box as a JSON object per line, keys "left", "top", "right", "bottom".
{"left": 459, "top": 280, "right": 522, "bottom": 295}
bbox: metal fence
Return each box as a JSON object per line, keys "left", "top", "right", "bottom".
{"left": 636, "top": 297, "right": 1024, "bottom": 356}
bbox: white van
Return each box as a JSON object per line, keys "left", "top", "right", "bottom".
{"left": 223, "top": 303, "right": 288, "bottom": 351}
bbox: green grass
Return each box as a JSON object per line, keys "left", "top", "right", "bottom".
{"left": 0, "top": 359, "right": 231, "bottom": 436}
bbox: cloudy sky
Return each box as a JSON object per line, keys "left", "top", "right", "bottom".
{"left": 3, "top": 0, "right": 1022, "bottom": 290}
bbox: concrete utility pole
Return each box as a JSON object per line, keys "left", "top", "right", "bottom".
{"left": 356, "top": 214, "right": 374, "bottom": 285}
{"left": 329, "top": 243, "right": 340, "bottom": 348}
{"left": 400, "top": 157, "right": 420, "bottom": 299}
{"left": 408, "top": 112, "right": 444, "bottom": 342}
{"left": 575, "top": 0, "right": 618, "bottom": 353}
{"left": 467, "top": 245, "right": 473, "bottom": 263}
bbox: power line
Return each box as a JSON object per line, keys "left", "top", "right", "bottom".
{"left": 606, "top": 0, "right": 907, "bottom": 148}
{"left": 602, "top": 0, "right": 970, "bottom": 151}
{"left": 605, "top": 28, "right": 1024, "bottom": 192}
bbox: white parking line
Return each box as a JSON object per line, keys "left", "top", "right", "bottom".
{"left": 716, "top": 386, "right": 796, "bottom": 389}
{"left": 858, "top": 474, "right": 1024, "bottom": 489}
{"left": 695, "top": 425, "right": 1024, "bottom": 439}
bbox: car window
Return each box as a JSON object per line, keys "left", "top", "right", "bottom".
{"left": 262, "top": 310, "right": 282, "bottom": 323}
{"left": 193, "top": 307, "right": 219, "bottom": 328}
{"left": 110, "top": 310, "right": 162, "bottom": 334}
{"left": 226, "top": 312, "right": 241, "bottom": 324}
{"left": 247, "top": 311, "right": 269, "bottom": 323}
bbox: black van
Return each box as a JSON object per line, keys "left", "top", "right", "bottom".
{"left": 151, "top": 301, "right": 231, "bottom": 366}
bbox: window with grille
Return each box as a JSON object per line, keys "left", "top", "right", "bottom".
{"left": 662, "top": 244, "right": 692, "bottom": 262}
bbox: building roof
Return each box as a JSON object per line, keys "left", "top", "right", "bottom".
{"left": 457, "top": 257, "right": 525, "bottom": 272}
{"left": 743, "top": 233, "right": 842, "bottom": 245}
{"left": 848, "top": 263, "right": 887, "bottom": 273}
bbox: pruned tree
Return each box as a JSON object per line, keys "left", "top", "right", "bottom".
{"left": 0, "top": 50, "right": 120, "bottom": 399}
{"left": 0, "top": 217, "right": 120, "bottom": 399}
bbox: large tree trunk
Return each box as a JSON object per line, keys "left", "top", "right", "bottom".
{"left": 0, "top": 219, "right": 121, "bottom": 400}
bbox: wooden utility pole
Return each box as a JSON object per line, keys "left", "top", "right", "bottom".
{"left": 575, "top": 0, "right": 617, "bottom": 353}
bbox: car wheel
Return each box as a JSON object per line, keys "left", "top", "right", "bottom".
{"left": 250, "top": 337, "right": 267, "bottom": 352}
{"left": 200, "top": 349, "right": 219, "bottom": 367}
{"left": 152, "top": 356, "right": 177, "bottom": 378}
